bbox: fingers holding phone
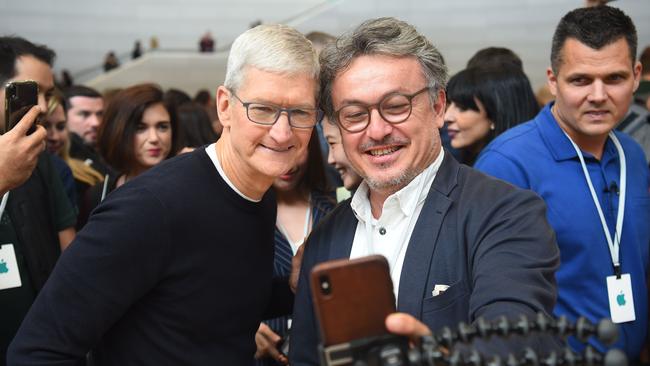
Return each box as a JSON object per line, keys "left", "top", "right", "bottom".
{"left": 0, "top": 106, "right": 46, "bottom": 194}
{"left": 254, "top": 323, "right": 289, "bottom": 365}
{"left": 11, "top": 104, "right": 45, "bottom": 136}
{"left": 3, "top": 80, "right": 40, "bottom": 135}
{"left": 385, "top": 313, "right": 431, "bottom": 342}
{"left": 9, "top": 105, "right": 46, "bottom": 151}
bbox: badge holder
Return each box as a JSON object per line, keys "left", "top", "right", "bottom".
{"left": 0, "top": 243, "right": 22, "bottom": 290}
{"left": 606, "top": 268, "right": 635, "bottom": 324}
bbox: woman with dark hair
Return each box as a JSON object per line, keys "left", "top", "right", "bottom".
{"left": 194, "top": 89, "right": 222, "bottom": 136}
{"left": 84, "top": 83, "right": 179, "bottom": 213}
{"left": 444, "top": 65, "right": 539, "bottom": 165}
{"left": 177, "top": 102, "right": 219, "bottom": 147}
{"left": 255, "top": 129, "right": 335, "bottom": 366}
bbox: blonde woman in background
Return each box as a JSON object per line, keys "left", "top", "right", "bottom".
{"left": 43, "top": 92, "right": 104, "bottom": 229}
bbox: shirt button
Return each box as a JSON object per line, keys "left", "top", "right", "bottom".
{"left": 379, "top": 227, "right": 386, "bottom": 235}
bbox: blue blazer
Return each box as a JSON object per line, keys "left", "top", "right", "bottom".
{"left": 289, "top": 152, "right": 561, "bottom": 365}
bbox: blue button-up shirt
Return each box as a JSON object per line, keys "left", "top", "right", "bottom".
{"left": 475, "top": 103, "right": 650, "bottom": 358}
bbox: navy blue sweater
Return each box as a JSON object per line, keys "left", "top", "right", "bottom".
{"left": 8, "top": 148, "right": 283, "bottom": 365}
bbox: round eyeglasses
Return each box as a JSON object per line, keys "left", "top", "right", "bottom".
{"left": 230, "top": 91, "right": 323, "bottom": 129}
{"left": 334, "top": 87, "right": 432, "bottom": 133}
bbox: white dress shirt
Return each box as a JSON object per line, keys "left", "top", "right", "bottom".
{"left": 349, "top": 149, "right": 444, "bottom": 301}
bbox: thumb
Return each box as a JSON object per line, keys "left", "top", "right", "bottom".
{"left": 385, "top": 313, "right": 431, "bottom": 343}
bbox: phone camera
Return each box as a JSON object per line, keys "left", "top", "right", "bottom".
{"left": 319, "top": 275, "right": 331, "bottom": 295}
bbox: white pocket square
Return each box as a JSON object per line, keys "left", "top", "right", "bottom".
{"left": 432, "top": 284, "right": 450, "bottom": 297}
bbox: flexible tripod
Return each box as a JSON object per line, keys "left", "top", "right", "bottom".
{"left": 320, "top": 313, "right": 627, "bottom": 366}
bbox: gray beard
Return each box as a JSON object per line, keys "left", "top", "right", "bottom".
{"left": 363, "top": 166, "right": 419, "bottom": 193}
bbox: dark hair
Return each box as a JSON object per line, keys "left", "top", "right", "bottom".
{"left": 98, "top": 83, "right": 179, "bottom": 174}
{"left": 276, "top": 129, "right": 331, "bottom": 196}
{"left": 467, "top": 47, "right": 523, "bottom": 70}
{"left": 320, "top": 17, "right": 447, "bottom": 122}
{"left": 163, "top": 88, "right": 192, "bottom": 108}
{"left": 551, "top": 6, "right": 637, "bottom": 73}
{"left": 446, "top": 65, "right": 539, "bottom": 149}
{"left": 0, "top": 36, "right": 56, "bottom": 87}
{"left": 640, "top": 46, "right": 650, "bottom": 75}
{"left": 194, "top": 89, "right": 212, "bottom": 105}
{"left": 62, "top": 85, "right": 102, "bottom": 112}
{"left": 176, "top": 102, "right": 218, "bottom": 147}
{"left": 301, "top": 129, "right": 331, "bottom": 194}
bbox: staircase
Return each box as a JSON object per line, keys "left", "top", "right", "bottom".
{"left": 85, "top": 50, "right": 229, "bottom": 96}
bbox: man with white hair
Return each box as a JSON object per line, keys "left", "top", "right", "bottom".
{"left": 8, "top": 24, "right": 322, "bottom": 365}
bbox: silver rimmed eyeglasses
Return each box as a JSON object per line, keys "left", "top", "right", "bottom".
{"left": 334, "top": 87, "right": 432, "bottom": 133}
{"left": 230, "top": 91, "right": 324, "bottom": 129}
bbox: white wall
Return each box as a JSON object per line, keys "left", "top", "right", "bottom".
{"left": 1, "top": 0, "right": 648, "bottom": 90}
{"left": 0, "top": 0, "right": 324, "bottom": 78}
{"left": 293, "top": 0, "right": 650, "bottom": 89}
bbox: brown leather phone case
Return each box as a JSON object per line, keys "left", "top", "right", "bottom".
{"left": 310, "top": 255, "right": 396, "bottom": 346}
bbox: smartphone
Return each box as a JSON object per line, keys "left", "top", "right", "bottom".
{"left": 3, "top": 80, "right": 38, "bottom": 134}
{"left": 310, "top": 255, "right": 396, "bottom": 347}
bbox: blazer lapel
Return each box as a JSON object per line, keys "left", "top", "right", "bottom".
{"left": 397, "top": 152, "right": 459, "bottom": 317}
{"left": 328, "top": 202, "right": 357, "bottom": 260}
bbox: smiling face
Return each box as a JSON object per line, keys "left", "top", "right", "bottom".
{"left": 322, "top": 119, "right": 362, "bottom": 190}
{"left": 331, "top": 55, "right": 445, "bottom": 196}
{"left": 132, "top": 102, "right": 172, "bottom": 173}
{"left": 43, "top": 103, "right": 68, "bottom": 155}
{"left": 216, "top": 67, "right": 316, "bottom": 195}
{"left": 444, "top": 100, "right": 492, "bottom": 151}
{"left": 548, "top": 37, "right": 641, "bottom": 155}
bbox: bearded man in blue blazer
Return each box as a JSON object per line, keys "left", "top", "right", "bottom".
{"left": 290, "top": 17, "right": 561, "bottom": 365}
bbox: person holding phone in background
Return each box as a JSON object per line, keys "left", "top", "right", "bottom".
{"left": 0, "top": 36, "right": 77, "bottom": 362}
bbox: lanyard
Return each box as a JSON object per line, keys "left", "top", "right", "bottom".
{"left": 563, "top": 131, "right": 626, "bottom": 277}
{"left": 0, "top": 192, "right": 9, "bottom": 220}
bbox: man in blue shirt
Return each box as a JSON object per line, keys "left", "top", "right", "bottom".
{"left": 475, "top": 6, "right": 649, "bottom": 360}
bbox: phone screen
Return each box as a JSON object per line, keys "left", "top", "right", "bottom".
{"left": 4, "top": 80, "right": 38, "bottom": 134}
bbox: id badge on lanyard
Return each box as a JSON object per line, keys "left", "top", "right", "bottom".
{"left": 0, "top": 192, "right": 22, "bottom": 290}
{"left": 564, "top": 131, "right": 635, "bottom": 323}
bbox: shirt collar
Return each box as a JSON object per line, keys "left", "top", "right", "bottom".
{"left": 205, "top": 143, "right": 260, "bottom": 202}
{"left": 351, "top": 149, "right": 444, "bottom": 223}
{"left": 537, "top": 102, "right": 619, "bottom": 163}
{"left": 536, "top": 102, "right": 579, "bottom": 161}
